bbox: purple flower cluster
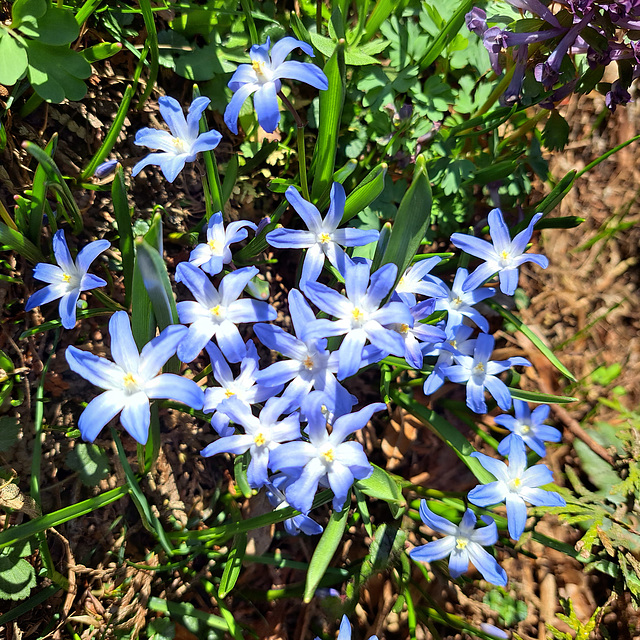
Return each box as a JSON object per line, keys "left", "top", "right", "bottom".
{"left": 469, "top": 1, "right": 640, "bottom": 109}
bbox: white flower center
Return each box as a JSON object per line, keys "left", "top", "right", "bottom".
{"left": 122, "top": 372, "right": 142, "bottom": 394}
{"left": 518, "top": 422, "right": 531, "bottom": 435}
{"left": 172, "top": 137, "right": 189, "bottom": 154}
{"left": 498, "top": 249, "right": 512, "bottom": 268}
{"left": 321, "top": 445, "right": 334, "bottom": 464}
{"left": 209, "top": 304, "right": 224, "bottom": 320}
{"left": 456, "top": 537, "right": 469, "bottom": 550}
{"left": 254, "top": 432, "right": 266, "bottom": 447}
{"left": 400, "top": 323, "right": 410, "bottom": 336}
{"left": 251, "top": 59, "right": 273, "bottom": 83}
{"left": 351, "top": 307, "right": 366, "bottom": 327}
{"left": 450, "top": 295, "right": 463, "bottom": 309}
{"left": 208, "top": 239, "right": 220, "bottom": 253}
{"left": 509, "top": 476, "right": 522, "bottom": 493}
{"left": 303, "top": 355, "right": 315, "bottom": 370}
{"left": 473, "top": 362, "right": 485, "bottom": 375}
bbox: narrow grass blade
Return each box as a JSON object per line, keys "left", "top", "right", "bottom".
{"left": 487, "top": 301, "right": 575, "bottom": 381}
{"left": 362, "top": 0, "right": 394, "bottom": 42}
{"left": 419, "top": 0, "right": 475, "bottom": 69}
{"left": 82, "top": 85, "right": 134, "bottom": 179}
{"left": 0, "top": 486, "right": 129, "bottom": 550}
{"left": 0, "top": 222, "right": 44, "bottom": 264}
{"left": 303, "top": 501, "right": 350, "bottom": 602}
{"left": 218, "top": 532, "right": 247, "bottom": 597}
{"left": 148, "top": 597, "right": 228, "bottom": 631}
{"left": 112, "top": 165, "right": 134, "bottom": 307}
{"left": 136, "top": 0, "right": 159, "bottom": 109}
{"left": 310, "top": 39, "right": 345, "bottom": 201}
{"left": 391, "top": 390, "right": 495, "bottom": 484}
{"left": 510, "top": 388, "right": 577, "bottom": 404}
{"left": 378, "top": 155, "right": 432, "bottom": 282}
{"left": 221, "top": 154, "right": 238, "bottom": 205}
{"left": 0, "top": 584, "right": 60, "bottom": 625}
{"left": 112, "top": 429, "right": 174, "bottom": 556}
{"left": 28, "top": 134, "right": 57, "bottom": 242}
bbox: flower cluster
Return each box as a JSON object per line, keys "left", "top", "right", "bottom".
{"left": 468, "top": 1, "right": 640, "bottom": 109}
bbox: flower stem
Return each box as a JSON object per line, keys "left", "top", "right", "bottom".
{"left": 278, "top": 91, "right": 310, "bottom": 200}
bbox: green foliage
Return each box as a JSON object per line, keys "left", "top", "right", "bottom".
{"left": 0, "top": 538, "right": 36, "bottom": 601}
{"left": 65, "top": 443, "right": 111, "bottom": 487}
{"left": 0, "top": 417, "right": 19, "bottom": 452}
{"left": 547, "top": 599, "right": 601, "bottom": 640}
{"left": 483, "top": 590, "right": 528, "bottom": 627}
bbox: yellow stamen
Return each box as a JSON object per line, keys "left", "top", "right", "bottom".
{"left": 210, "top": 305, "right": 222, "bottom": 317}
{"left": 352, "top": 307, "right": 364, "bottom": 322}
{"left": 224, "top": 389, "right": 235, "bottom": 398}
{"left": 123, "top": 372, "right": 139, "bottom": 391}
{"left": 501, "top": 250, "right": 509, "bottom": 260}
{"left": 520, "top": 424, "right": 530, "bottom": 435}
{"left": 513, "top": 477, "right": 521, "bottom": 489}
{"left": 456, "top": 538, "right": 469, "bottom": 550}
{"left": 252, "top": 60, "right": 263, "bottom": 73}
{"left": 62, "top": 273, "right": 71, "bottom": 283}
{"left": 322, "top": 447, "right": 334, "bottom": 463}
{"left": 254, "top": 432, "right": 266, "bottom": 446}
{"left": 319, "top": 233, "right": 331, "bottom": 244}
{"left": 303, "top": 356, "right": 314, "bottom": 370}
{"left": 400, "top": 323, "right": 410, "bottom": 335}
{"left": 208, "top": 240, "right": 219, "bottom": 252}
{"left": 474, "top": 362, "right": 485, "bottom": 374}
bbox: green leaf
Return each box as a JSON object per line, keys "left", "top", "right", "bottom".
{"left": 82, "top": 41, "right": 122, "bottom": 63}
{"left": 27, "top": 133, "right": 57, "bottom": 243}
{"left": 0, "top": 221, "right": 44, "bottom": 264}
{"left": 303, "top": 501, "right": 350, "bottom": 602}
{"left": 0, "top": 584, "right": 59, "bottom": 626}
{"left": 377, "top": 155, "right": 432, "bottom": 281}
{"left": 509, "top": 388, "right": 577, "bottom": 404}
{"left": 356, "top": 464, "right": 406, "bottom": 518}
{"left": 148, "top": 597, "right": 228, "bottom": 632}
{"left": 19, "top": 7, "right": 79, "bottom": 45}
{"left": 65, "top": 443, "right": 111, "bottom": 487}
{"left": 26, "top": 41, "right": 91, "bottom": 103}
{"left": 362, "top": 0, "right": 394, "bottom": 42}
{"left": 542, "top": 110, "right": 570, "bottom": 151}
{"left": 112, "top": 165, "right": 134, "bottom": 307}
{"left": 0, "top": 30, "right": 28, "bottom": 86}
{"left": 310, "top": 40, "right": 345, "bottom": 201}
{"left": 10, "top": 0, "right": 46, "bottom": 28}
{"left": 218, "top": 532, "right": 247, "bottom": 598}
{"left": 342, "top": 164, "right": 387, "bottom": 223}
{"left": 487, "top": 301, "right": 575, "bottom": 382}
{"left": 0, "top": 553, "right": 36, "bottom": 600}
{"left": 391, "top": 390, "right": 494, "bottom": 484}
{"left": 0, "top": 417, "right": 20, "bottom": 452}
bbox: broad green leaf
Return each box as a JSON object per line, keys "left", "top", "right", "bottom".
{"left": 342, "top": 163, "right": 386, "bottom": 223}
{"left": 218, "top": 532, "right": 247, "bottom": 597}
{"left": 0, "top": 417, "right": 20, "bottom": 452}
{"left": 0, "top": 221, "right": 44, "bottom": 264}
{"left": 362, "top": 0, "right": 394, "bottom": 42}
{"left": 378, "top": 155, "right": 432, "bottom": 282}
{"left": 0, "top": 553, "right": 36, "bottom": 600}
{"left": 310, "top": 39, "right": 345, "bottom": 201}
{"left": 82, "top": 41, "right": 122, "bottom": 63}
{"left": 27, "top": 41, "right": 91, "bottom": 103}
{"left": 304, "top": 501, "right": 350, "bottom": 602}
{"left": 391, "top": 390, "right": 494, "bottom": 484}
{"left": 309, "top": 33, "right": 381, "bottom": 65}
{"left": 65, "top": 443, "right": 111, "bottom": 487}
{"left": 487, "top": 301, "right": 575, "bottom": 381}
{"left": 19, "top": 7, "right": 79, "bottom": 45}
{"left": 10, "top": 0, "right": 46, "bottom": 28}
{"left": 356, "top": 464, "right": 406, "bottom": 518}
{"left": 0, "top": 30, "right": 28, "bottom": 86}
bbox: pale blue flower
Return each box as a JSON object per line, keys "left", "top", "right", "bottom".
{"left": 393, "top": 257, "right": 445, "bottom": 307}
{"left": 189, "top": 212, "right": 257, "bottom": 276}
{"left": 409, "top": 501, "right": 507, "bottom": 587}
{"left": 65, "top": 311, "right": 204, "bottom": 444}
{"left": 431, "top": 267, "right": 495, "bottom": 333}
{"left": 441, "top": 332, "right": 530, "bottom": 413}
{"left": 224, "top": 36, "right": 328, "bottom": 134}
{"left": 175, "top": 262, "right": 277, "bottom": 363}
{"left": 201, "top": 396, "right": 300, "bottom": 489}
{"left": 25, "top": 230, "right": 109, "bottom": 330}
{"left": 304, "top": 259, "right": 413, "bottom": 380}
{"left": 132, "top": 96, "right": 222, "bottom": 182}
{"left": 203, "top": 341, "right": 282, "bottom": 437}
{"left": 315, "top": 615, "right": 378, "bottom": 640}
{"left": 94, "top": 159, "right": 118, "bottom": 178}
{"left": 269, "top": 392, "right": 384, "bottom": 513}
{"left": 254, "top": 289, "right": 359, "bottom": 415}
{"left": 265, "top": 473, "right": 323, "bottom": 536}
{"left": 496, "top": 399, "right": 561, "bottom": 458}
{"left": 450, "top": 209, "right": 549, "bottom": 296}
{"left": 469, "top": 436, "right": 566, "bottom": 540}
{"left": 266, "top": 183, "right": 379, "bottom": 290}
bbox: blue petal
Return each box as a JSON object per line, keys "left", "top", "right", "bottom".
{"left": 467, "top": 543, "right": 507, "bottom": 586}
{"left": 79, "top": 273, "right": 107, "bottom": 292}
{"left": 25, "top": 284, "right": 65, "bottom": 311}
{"left": 52, "top": 230, "right": 74, "bottom": 273}
{"left": 487, "top": 208, "right": 512, "bottom": 253}
{"left": 139, "top": 324, "right": 188, "bottom": 378}
{"left": 186, "top": 96, "right": 211, "bottom": 139}
{"left": 511, "top": 212, "right": 542, "bottom": 255}
{"left": 450, "top": 233, "right": 496, "bottom": 263}
{"left": 78, "top": 389, "right": 125, "bottom": 442}
{"left": 216, "top": 320, "right": 249, "bottom": 363}
{"left": 409, "top": 536, "right": 456, "bottom": 563}
{"left": 272, "top": 60, "right": 328, "bottom": 90}
{"left": 418, "top": 501, "right": 458, "bottom": 535}
{"left": 468, "top": 481, "right": 506, "bottom": 507}
{"left": 191, "top": 129, "right": 222, "bottom": 155}
{"left": 159, "top": 95, "right": 188, "bottom": 139}
{"left": 157, "top": 153, "right": 189, "bottom": 183}
{"left": 177, "top": 320, "right": 216, "bottom": 363}
{"left": 497, "top": 268, "right": 519, "bottom": 295}
{"left": 58, "top": 289, "right": 80, "bottom": 329}
{"left": 327, "top": 462, "right": 355, "bottom": 511}
{"left": 134, "top": 128, "right": 177, "bottom": 153}
{"left": 66, "top": 345, "right": 125, "bottom": 390}
{"left": 220, "top": 266, "right": 259, "bottom": 304}
{"left": 32, "top": 263, "right": 64, "bottom": 285}
{"left": 76, "top": 239, "right": 110, "bottom": 273}
{"left": 366, "top": 263, "right": 397, "bottom": 308}
{"left": 132, "top": 152, "right": 172, "bottom": 178}
{"left": 253, "top": 82, "right": 280, "bottom": 133}
{"left": 266, "top": 228, "right": 316, "bottom": 249}
{"left": 463, "top": 262, "right": 498, "bottom": 292}
{"left": 289, "top": 288, "right": 317, "bottom": 337}
{"left": 448, "top": 547, "right": 470, "bottom": 578}
{"left": 325, "top": 182, "right": 346, "bottom": 230}
{"left": 337, "top": 330, "right": 367, "bottom": 380}
{"left": 109, "top": 311, "right": 140, "bottom": 373}
{"left": 285, "top": 185, "right": 323, "bottom": 231}
{"left": 224, "top": 82, "right": 259, "bottom": 134}
{"left": 120, "top": 392, "right": 151, "bottom": 445}
{"left": 254, "top": 324, "right": 306, "bottom": 360}
{"left": 483, "top": 375, "right": 513, "bottom": 411}
{"left": 505, "top": 493, "right": 528, "bottom": 540}
{"left": 176, "top": 261, "right": 219, "bottom": 307}
{"left": 519, "top": 487, "right": 565, "bottom": 508}
{"left": 270, "top": 36, "right": 314, "bottom": 68}
{"left": 144, "top": 374, "right": 204, "bottom": 410}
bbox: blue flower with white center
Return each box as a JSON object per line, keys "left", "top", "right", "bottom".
{"left": 25, "top": 230, "right": 109, "bottom": 330}
{"left": 269, "top": 392, "right": 384, "bottom": 513}
{"left": 200, "top": 396, "right": 301, "bottom": 489}
{"left": 431, "top": 267, "right": 495, "bottom": 334}
{"left": 224, "top": 36, "right": 328, "bottom": 134}
{"left": 441, "top": 332, "right": 530, "bottom": 413}
{"left": 189, "top": 212, "right": 257, "bottom": 276}
{"left": 266, "top": 183, "right": 379, "bottom": 291}
{"left": 265, "top": 473, "right": 323, "bottom": 536}
{"left": 450, "top": 209, "right": 549, "bottom": 296}
{"left": 175, "top": 262, "right": 277, "bottom": 364}
{"left": 132, "top": 96, "right": 222, "bottom": 183}
{"left": 203, "top": 341, "right": 282, "bottom": 437}
{"left": 496, "top": 399, "right": 561, "bottom": 458}
{"left": 389, "top": 300, "right": 446, "bottom": 370}
{"left": 65, "top": 311, "right": 204, "bottom": 444}
{"left": 303, "top": 259, "right": 413, "bottom": 380}
{"left": 254, "top": 289, "right": 359, "bottom": 415}
{"left": 423, "top": 323, "right": 477, "bottom": 396}
{"left": 468, "top": 436, "right": 566, "bottom": 540}
{"left": 393, "top": 256, "right": 445, "bottom": 307}
{"left": 409, "top": 501, "right": 507, "bottom": 587}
